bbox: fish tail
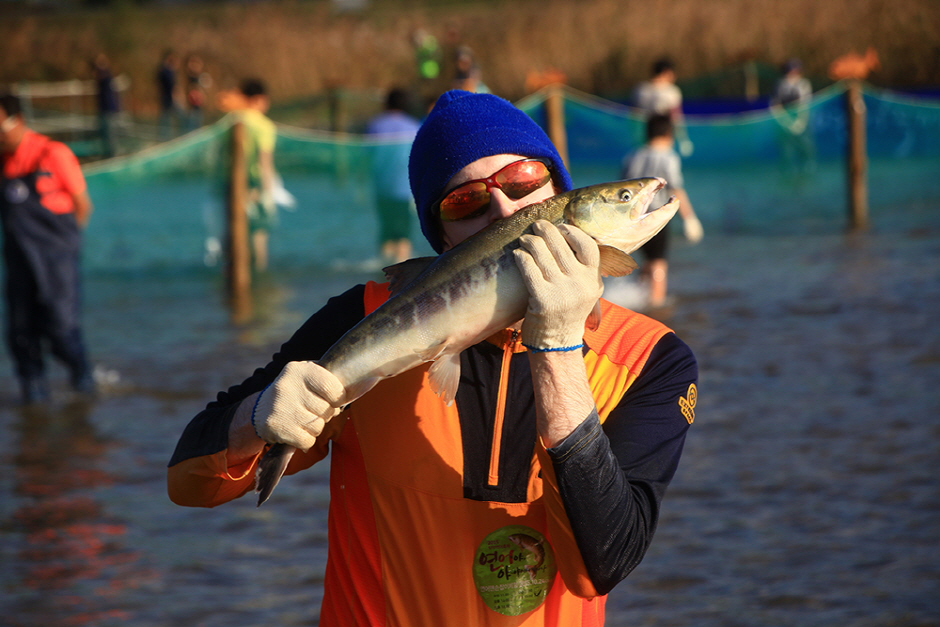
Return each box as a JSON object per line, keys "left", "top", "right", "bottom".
{"left": 255, "top": 443, "right": 296, "bottom": 506}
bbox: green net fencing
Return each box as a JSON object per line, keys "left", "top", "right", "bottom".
{"left": 81, "top": 115, "right": 404, "bottom": 275}
{"left": 77, "top": 83, "right": 940, "bottom": 276}
{"left": 521, "top": 83, "right": 940, "bottom": 234}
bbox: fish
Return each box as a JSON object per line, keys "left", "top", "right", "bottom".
{"left": 255, "top": 177, "right": 679, "bottom": 505}
{"left": 508, "top": 533, "right": 545, "bottom": 581}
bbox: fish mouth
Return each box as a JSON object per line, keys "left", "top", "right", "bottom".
{"left": 640, "top": 177, "right": 681, "bottom": 218}
{"left": 643, "top": 177, "right": 669, "bottom": 215}
{"left": 648, "top": 195, "right": 679, "bottom": 215}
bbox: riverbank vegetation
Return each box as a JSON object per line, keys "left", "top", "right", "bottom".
{"left": 2, "top": 0, "right": 937, "bottom": 116}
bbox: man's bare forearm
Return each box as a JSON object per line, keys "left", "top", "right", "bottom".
{"left": 530, "top": 349, "right": 596, "bottom": 448}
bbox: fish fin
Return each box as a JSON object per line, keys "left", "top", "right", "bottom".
{"left": 416, "top": 340, "right": 449, "bottom": 362}
{"left": 586, "top": 300, "right": 602, "bottom": 331}
{"left": 384, "top": 257, "right": 437, "bottom": 295}
{"left": 428, "top": 352, "right": 461, "bottom": 406}
{"left": 255, "top": 443, "right": 296, "bottom": 506}
{"left": 343, "top": 377, "right": 381, "bottom": 405}
{"left": 598, "top": 246, "right": 638, "bottom": 277}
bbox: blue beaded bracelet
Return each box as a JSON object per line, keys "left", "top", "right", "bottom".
{"left": 250, "top": 383, "right": 272, "bottom": 438}
{"left": 522, "top": 343, "right": 584, "bottom": 353}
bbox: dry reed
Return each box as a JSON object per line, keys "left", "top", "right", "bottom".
{"left": 1, "top": 0, "right": 937, "bottom": 115}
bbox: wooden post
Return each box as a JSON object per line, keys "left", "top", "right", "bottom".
{"left": 227, "top": 121, "right": 252, "bottom": 321}
{"left": 743, "top": 60, "right": 759, "bottom": 102}
{"left": 328, "top": 86, "right": 347, "bottom": 133}
{"left": 545, "top": 85, "right": 569, "bottom": 169}
{"left": 845, "top": 80, "right": 869, "bottom": 231}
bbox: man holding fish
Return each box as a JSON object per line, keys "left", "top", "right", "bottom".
{"left": 169, "top": 90, "right": 698, "bottom": 626}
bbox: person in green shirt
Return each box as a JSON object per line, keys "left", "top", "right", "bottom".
{"left": 236, "top": 78, "right": 277, "bottom": 271}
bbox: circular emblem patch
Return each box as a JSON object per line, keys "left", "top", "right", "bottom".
{"left": 4, "top": 179, "right": 29, "bottom": 205}
{"left": 472, "top": 525, "right": 556, "bottom": 616}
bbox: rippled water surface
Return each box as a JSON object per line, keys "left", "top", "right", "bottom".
{"left": 2, "top": 211, "right": 939, "bottom": 625}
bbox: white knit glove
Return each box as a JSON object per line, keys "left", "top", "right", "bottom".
{"left": 513, "top": 221, "right": 604, "bottom": 352}
{"left": 683, "top": 215, "right": 704, "bottom": 243}
{"left": 251, "top": 361, "right": 346, "bottom": 450}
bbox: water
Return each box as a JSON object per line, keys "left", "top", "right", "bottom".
{"left": 1, "top": 175, "right": 939, "bottom": 625}
{"left": 604, "top": 224, "right": 940, "bottom": 627}
{"left": 0, "top": 268, "right": 367, "bottom": 627}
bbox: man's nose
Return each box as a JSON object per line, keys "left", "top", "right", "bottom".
{"left": 486, "top": 187, "right": 519, "bottom": 222}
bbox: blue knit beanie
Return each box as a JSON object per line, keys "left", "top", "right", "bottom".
{"left": 409, "top": 90, "right": 573, "bottom": 253}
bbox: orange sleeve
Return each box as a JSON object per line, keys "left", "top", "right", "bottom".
{"left": 44, "top": 141, "right": 87, "bottom": 196}
{"left": 168, "top": 415, "right": 342, "bottom": 508}
{"left": 31, "top": 141, "right": 88, "bottom": 216}
{"left": 167, "top": 448, "right": 262, "bottom": 507}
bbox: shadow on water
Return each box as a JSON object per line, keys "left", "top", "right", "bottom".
{"left": 5, "top": 399, "right": 154, "bottom": 626}
{"left": 0, "top": 263, "right": 353, "bottom": 626}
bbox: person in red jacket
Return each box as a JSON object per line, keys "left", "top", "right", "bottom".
{"left": 169, "top": 90, "right": 697, "bottom": 626}
{"left": 0, "top": 92, "right": 95, "bottom": 403}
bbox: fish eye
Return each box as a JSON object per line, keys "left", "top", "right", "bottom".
{"left": 619, "top": 188, "right": 634, "bottom": 202}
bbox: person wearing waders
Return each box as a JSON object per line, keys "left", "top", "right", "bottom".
{"left": 0, "top": 93, "right": 95, "bottom": 404}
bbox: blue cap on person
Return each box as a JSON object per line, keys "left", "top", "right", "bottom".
{"left": 409, "top": 90, "right": 573, "bottom": 253}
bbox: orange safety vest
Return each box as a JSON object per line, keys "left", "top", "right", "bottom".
{"left": 167, "top": 280, "right": 677, "bottom": 626}
{"left": 312, "top": 281, "right": 671, "bottom": 626}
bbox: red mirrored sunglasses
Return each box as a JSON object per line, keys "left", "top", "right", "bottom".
{"left": 435, "top": 159, "right": 553, "bottom": 222}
